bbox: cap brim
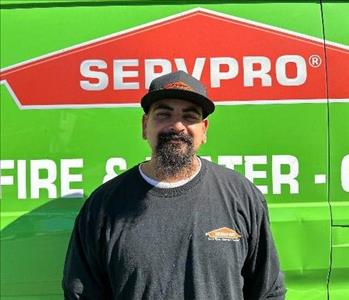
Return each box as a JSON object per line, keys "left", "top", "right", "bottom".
{"left": 141, "top": 89, "right": 215, "bottom": 118}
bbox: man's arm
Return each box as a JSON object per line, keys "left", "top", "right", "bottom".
{"left": 62, "top": 196, "right": 110, "bottom": 299}
{"left": 242, "top": 194, "right": 286, "bottom": 300}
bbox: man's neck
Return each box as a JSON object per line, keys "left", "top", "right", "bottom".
{"left": 141, "top": 156, "right": 200, "bottom": 183}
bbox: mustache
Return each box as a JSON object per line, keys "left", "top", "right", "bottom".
{"left": 157, "top": 131, "right": 193, "bottom": 144}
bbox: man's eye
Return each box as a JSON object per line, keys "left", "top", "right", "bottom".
{"left": 184, "top": 114, "right": 200, "bottom": 122}
{"left": 156, "top": 112, "right": 170, "bottom": 119}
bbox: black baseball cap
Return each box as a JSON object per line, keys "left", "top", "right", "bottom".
{"left": 141, "top": 70, "right": 215, "bottom": 118}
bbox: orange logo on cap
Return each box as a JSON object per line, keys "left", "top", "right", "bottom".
{"left": 164, "top": 81, "right": 194, "bottom": 92}
{"left": 206, "top": 227, "right": 241, "bottom": 241}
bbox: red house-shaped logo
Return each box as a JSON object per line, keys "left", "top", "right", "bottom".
{"left": 0, "top": 8, "right": 348, "bottom": 109}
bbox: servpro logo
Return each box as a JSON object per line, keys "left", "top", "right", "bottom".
{"left": 80, "top": 55, "right": 309, "bottom": 91}
{"left": 206, "top": 227, "right": 241, "bottom": 242}
{"left": 0, "top": 8, "right": 348, "bottom": 109}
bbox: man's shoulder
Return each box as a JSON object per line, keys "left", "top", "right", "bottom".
{"left": 202, "top": 158, "right": 250, "bottom": 185}
{"left": 80, "top": 164, "right": 142, "bottom": 213}
{"left": 98, "top": 164, "right": 140, "bottom": 193}
{"left": 201, "top": 158, "right": 266, "bottom": 205}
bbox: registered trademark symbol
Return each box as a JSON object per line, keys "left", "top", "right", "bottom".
{"left": 309, "top": 55, "right": 322, "bottom": 68}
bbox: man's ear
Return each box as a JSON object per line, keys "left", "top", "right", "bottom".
{"left": 202, "top": 119, "right": 209, "bottom": 144}
{"left": 142, "top": 114, "right": 148, "bottom": 140}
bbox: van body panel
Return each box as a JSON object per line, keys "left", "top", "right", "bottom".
{"left": 1, "top": 1, "right": 348, "bottom": 299}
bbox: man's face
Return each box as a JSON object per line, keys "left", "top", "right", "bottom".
{"left": 142, "top": 98, "right": 209, "bottom": 158}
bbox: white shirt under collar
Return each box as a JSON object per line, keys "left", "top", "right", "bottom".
{"left": 138, "top": 157, "right": 202, "bottom": 188}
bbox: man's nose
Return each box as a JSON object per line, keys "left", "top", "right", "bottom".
{"left": 169, "top": 119, "right": 186, "bottom": 132}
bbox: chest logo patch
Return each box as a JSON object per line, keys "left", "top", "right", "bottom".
{"left": 206, "top": 227, "right": 241, "bottom": 242}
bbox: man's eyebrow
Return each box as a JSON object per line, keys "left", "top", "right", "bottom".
{"left": 182, "top": 107, "right": 202, "bottom": 116}
{"left": 152, "top": 103, "right": 202, "bottom": 116}
{"left": 152, "top": 104, "right": 173, "bottom": 111}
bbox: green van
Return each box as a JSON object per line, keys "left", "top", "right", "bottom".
{"left": 1, "top": 1, "right": 348, "bottom": 299}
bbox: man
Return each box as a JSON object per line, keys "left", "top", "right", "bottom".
{"left": 63, "top": 71, "right": 286, "bottom": 299}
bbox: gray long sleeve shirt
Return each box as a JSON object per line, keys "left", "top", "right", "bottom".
{"left": 63, "top": 158, "right": 286, "bottom": 299}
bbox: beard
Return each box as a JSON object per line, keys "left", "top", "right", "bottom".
{"left": 154, "top": 131, "right": 195, "bottom": 178}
